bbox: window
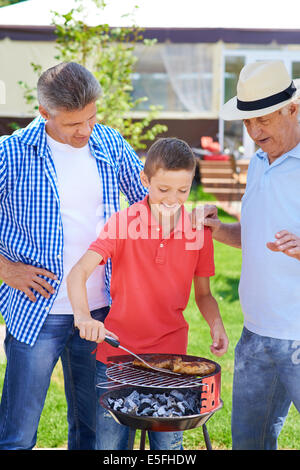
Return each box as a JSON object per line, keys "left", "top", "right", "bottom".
{"left": 223, "top": 56, "right": 245, "bottom": 157}
{"left": 292, "top": 62, "right": 300, "bottom": 79}
{"left": 132, "top": 43, "right": 215, "bottom": 115}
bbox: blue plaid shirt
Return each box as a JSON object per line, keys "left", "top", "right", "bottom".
{"left": 0, "top": 116, "right": 147, "bottom": 345}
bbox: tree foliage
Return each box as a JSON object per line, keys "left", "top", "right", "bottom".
{"left": 20, "top": 0, "right": 167, "bottom": 150}
{"left": 0, "top": 0, "right": 26, "bottom": 6}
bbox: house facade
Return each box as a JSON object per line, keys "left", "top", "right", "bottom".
{"left": 1, "top": 0, "right": 300, "bottom": 157}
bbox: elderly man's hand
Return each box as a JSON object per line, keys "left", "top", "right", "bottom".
{"left": 191, "top": 204, "right": 221, "bottom": 234}
{"left": 267, "top": 230, "right": 300, "bottom": 261}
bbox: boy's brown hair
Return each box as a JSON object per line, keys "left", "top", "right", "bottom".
{"left": 143, "top": 137, "right": 196, "bottom": 179}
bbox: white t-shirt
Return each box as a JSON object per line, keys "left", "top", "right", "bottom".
{"left": 46, "top": 133, "right": 109, "bottom": 314}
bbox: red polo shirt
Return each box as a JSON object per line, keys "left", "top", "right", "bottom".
{"left": 89, "top": 196, "right": 215, "bottom": 363}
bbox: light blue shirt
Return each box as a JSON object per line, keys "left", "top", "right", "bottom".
{"left": 239, "top": 143, "right": 300, "bottom": 340}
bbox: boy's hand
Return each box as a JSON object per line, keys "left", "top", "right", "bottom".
{"left": 210, "top": 319, "right": 229, "bottom": 357}
{"left": 74, "top": 315, "right": 118, "bottom": 343}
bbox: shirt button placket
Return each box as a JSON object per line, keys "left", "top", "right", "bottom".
{"left": 155, "top": 239, "right": 166, "bottom": 264}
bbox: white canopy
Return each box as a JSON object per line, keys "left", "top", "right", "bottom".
{"left": 0, "top": 0, "right": 300, "bottom": 30}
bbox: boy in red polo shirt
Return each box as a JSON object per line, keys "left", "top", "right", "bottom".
{"left": 67, "top": 138, "right": 228, "bottom": 450}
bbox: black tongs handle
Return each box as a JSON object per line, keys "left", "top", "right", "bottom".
{"left": 104, "top": 335, "right": 120, "bottom": 348}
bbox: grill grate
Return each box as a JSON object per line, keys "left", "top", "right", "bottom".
{"left": 105, "top": 362, "right": 205, "bottom": 389}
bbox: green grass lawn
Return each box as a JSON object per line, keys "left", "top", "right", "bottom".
{"left": 0, "top": 192, "right": 299, "bottom": 449}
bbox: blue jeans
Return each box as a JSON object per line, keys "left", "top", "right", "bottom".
{"left": 232, "top": 327, "right": 300, "bottom": 450}
{"left": 0, "top": 307, "right": 109, "bottom": 450}
{"left": 95, "top": 361, "right": 183, "bottom": 450}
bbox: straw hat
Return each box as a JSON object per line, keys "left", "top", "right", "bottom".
{"left": 220, "top": 60, "right": 300, "bottom": 121}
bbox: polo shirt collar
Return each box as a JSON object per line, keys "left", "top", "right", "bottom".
{"left": 255, "top": 148, "right": 267, "bottom": 160}
{"left": 256, "top": 140, "right": 300, "bottom": 161}
{"left": 138, "top": 196, "right": 193, "bottom": 235}
{"left": 286, "top": 141, "right": 300, "bottom": 159}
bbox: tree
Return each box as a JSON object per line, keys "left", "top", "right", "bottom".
{"left": 0, "top": 0, "right": 26, "bottom": 6}
{"left": 19, "top": 0, "right": 167, "bottom": 150}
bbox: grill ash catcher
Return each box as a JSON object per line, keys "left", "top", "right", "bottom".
{"left": 97, "top": 342, "right": 222, "bottom": 450}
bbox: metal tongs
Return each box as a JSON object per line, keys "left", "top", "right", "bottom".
{"left": 104, "top": 335, "right": 181, "bottom": 376}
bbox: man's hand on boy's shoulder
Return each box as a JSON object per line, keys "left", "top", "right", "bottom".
{"left": 190, "top": 204, "right": 221, "bottom": 234}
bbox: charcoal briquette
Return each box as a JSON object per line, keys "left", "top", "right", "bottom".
{"left": 170, "top": 390, "right": 185, "bottom": 401}
{"left": 138, "top": 401, "right": 151, "bottom": 413}
{"left": 138, "top": 407, "right": 154, "bottom": 416}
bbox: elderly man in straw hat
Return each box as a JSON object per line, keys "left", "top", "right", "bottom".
{"left": 204, "top": 60, "right": 300, "bottom": 450}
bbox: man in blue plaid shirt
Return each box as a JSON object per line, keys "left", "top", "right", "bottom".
{"left": 0, "top": 62, "right": 147, "bottom": 449}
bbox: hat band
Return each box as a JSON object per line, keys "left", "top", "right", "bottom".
{"left": 237, "top": 81, "right": 296, "bottom": 111}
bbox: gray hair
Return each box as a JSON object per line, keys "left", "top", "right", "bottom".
{"left": 37, "top": 62, "right": 102, "bottom": 113}
{"left": 280, "top": 101, "right": 300, "bottom": 116}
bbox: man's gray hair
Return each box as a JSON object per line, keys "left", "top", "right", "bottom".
{"left": 280, "top": 101, "right": 300, "bottom": 116}
{"left": 37, "top": 62, "right": 102, "bottom": 113}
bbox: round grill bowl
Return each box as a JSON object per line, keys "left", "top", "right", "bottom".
{"left": 99, "top": 385, "right": 223, "bottom": 432}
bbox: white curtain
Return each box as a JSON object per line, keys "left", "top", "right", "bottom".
{"left": 161, "top": 43, "right": 213, "bottom": 112}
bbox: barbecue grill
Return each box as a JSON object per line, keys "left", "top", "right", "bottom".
{"left": 97, "top": 353, "right": 222, "bottom": 450}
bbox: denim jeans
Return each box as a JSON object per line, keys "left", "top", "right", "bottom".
{"left": 232, "top": 327, "right": 300, "bottom": 450}
{"left": 0, "top": 306, "right": 109, "bottom": 450}
{"left": 95, "top": 361, "right": 184, "bottom": 450}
